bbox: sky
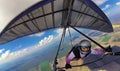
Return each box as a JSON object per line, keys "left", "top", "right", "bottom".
{"left": 92, "top": 0, "right": 120, "bottom": 24}
{"left": 0, "top": 0, "right": 120, "bottom": 65}
{"left": 0, "top": 0, "right": 42, "bottom": 33}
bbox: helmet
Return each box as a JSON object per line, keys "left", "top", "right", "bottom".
{"left": 80, "top": 39, "right": 91, "bottom": 48}
{"left": 79, "top": 39, "right": 91, "bottom": 53}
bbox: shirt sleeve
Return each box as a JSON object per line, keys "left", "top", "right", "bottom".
{"left": 91, "top": 49, "right": 106, "bottom": 55}
{"left": 66, "top": 52, "right": 75, "bottom": 64}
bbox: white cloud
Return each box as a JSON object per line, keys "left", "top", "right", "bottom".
{"left": 0, "top": 28, "right": 77, "bottom": 65}
{"left": 56, "top": 28, "right": 63, "bottom": 34}
{"left": 65, "top": 28, "right": 76, "bottom": 36}
{"left": 54, "top": 28, "right": 77, "bottom": 38}
{"left": 55, "top": 28, "right": 63, "bottom": 37}
{"left": 102, "top": 4, "right": 111, "bottom": 11}
{"left": 105, "top": 11, "right": 110, "bottom": 16}
{"left": 0, "top": 50, "right": 10, "bottom": 60}
{"left": 116, "top": 2, "right": 120, "bottom": 6}
{"left": 92, "top": 0, "right": 108, "bottom": 5}
{"left": 39, "top": 35, "right": 54, "bottom": 46}
{"left": 0, "top": 48, "right": 5, "bottom": 54}
{"left": 0, "top": 34, "right": 55, "bottom": 65}
{"left": 0, "top": 49, "right": 28, "bottom": 64}
{"left": 0, "top": 45, "right": 41, "bottom": 64}
{"left": 29, "top": 32, "right": 45, "bottom": 37}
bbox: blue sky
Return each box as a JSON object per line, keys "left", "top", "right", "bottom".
{"left": 0, "top": 29, "right": 57, "bottom": 52}
{"left": 0, "top": 0, "right": 120, "bottom": 65}
{"left": 0, "top": 28, "right": 61, "bottom": 64}
{"left": 93, "top": 0, "right": 120, "bottom": 24}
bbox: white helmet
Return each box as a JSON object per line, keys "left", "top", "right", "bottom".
{"left": 80, "top": 39, "right": 91, "bottom": 48}
{"left": 79, "top": 39, "right": 91, "bottom": 53}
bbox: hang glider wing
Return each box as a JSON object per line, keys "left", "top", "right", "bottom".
{"left": 0, "top": 0, "right": 113, "bottom": 44}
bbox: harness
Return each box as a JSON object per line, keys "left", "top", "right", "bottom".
{"left": 69, "top": 46, "right": 91, "bottom": 59}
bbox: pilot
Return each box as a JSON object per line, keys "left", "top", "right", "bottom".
{"left": 65, "top": 39, "right": 112, "bottom": 69}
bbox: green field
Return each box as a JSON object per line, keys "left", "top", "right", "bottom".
{"left": 40, "top": 61, "right": 52, "bottom": 71}
{"left": 99, "top": 35, "right": 111, "bottom": 42}
{"left": 28, "top": 61, "right": 52, "bottom": 71}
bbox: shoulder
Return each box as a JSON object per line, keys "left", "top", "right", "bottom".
{"left": 72, "top": 46, "right": 79, "bottom": 52}
{"left": 67, "top": 45, "right": 80, "bottom": 55}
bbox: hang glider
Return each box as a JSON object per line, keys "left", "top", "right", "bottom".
{"left": 0, "top": 0, "right": 116, "bottom": 71}
{"left": 0, "top": 0, "right": 113, "bottom": 44}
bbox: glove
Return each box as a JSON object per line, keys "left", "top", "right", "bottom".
{"left": 114, "top": 52, "right": 120, "bottom": 55}
{"left": 105, "top": 45, "right": 112, "bottom": 52}
{"left": 65, "top": 64, "right": 72, "bottom": 69}
{"left": 108, "top": 52, "right": 120, "bottom": 56}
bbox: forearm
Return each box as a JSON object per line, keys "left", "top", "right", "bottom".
{"left": 91, "top": 49, "right": 106, "bottom": 55}
{"left": 66, "top": 52, "right": 75, "bottom": 64}
{"left": 66, "top": 57, "right": 71, "bottom": 64}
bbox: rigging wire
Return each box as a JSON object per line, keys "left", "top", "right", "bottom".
{"left": 55, "top": 25, "right": 111, "bottom": 71}
{"left": 68, "top": 27, "right": 74, "bottom": 47}
{"left": 69, "top": 24, "right": 106, "bottom": 50}
{"left": 56, "top": 25, "right": 120, "bottom": 71}
{"left": 56, "top": 25, "right": 107, "bottom": 70}
{"left": 53, "top": 0, "right": 74, "bottom": 70}
{"left": 53, "top": 27, "right": 67, "bottom": 71}
{"left": 67, "top": 27, "right": 83, "bottom": 71}
{"left": 53, "top": 0, "right": 111, "bottom": 70}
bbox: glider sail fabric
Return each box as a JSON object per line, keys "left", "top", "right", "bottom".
{"left": 0, "top": 0, "right": 113, "bottom": 44}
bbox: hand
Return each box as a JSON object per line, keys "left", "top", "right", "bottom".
{"left": 108, "top": 52, "right": 120, "bottom": 56}
{"left": 105, "top": 45, "right": 112, "bottom": 52}
{"left": 65, "top": 64, "right": 72, "bottom": 69}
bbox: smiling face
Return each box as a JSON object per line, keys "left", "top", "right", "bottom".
{"left": 81, "top": 47, "right": 90, "bottom": 52}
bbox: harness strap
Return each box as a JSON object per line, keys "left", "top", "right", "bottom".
{"left": 73, "top": 47, "right": 80, "bottom": 59}
{"left": 68, "top": 46, "right": 91, "bottom": 59}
